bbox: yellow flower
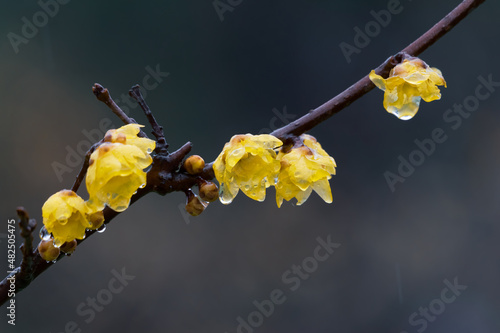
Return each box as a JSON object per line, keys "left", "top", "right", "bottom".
{"left": 275, "top": 135, "right": 336, "bottom": 207}
{"left": 213, "top": 134, "right": 283, "bottom": 204}
{"left": 369, "top": 57, "right": 446, "bottom": 120}
{"left": 104, "top": 124, "right": 155, "bottom": 154}
{"left": 86, "top": 124, "right": 155, "bottom": 212}
{"left": 42, "top": 190, "right": 91, "bottom": 247}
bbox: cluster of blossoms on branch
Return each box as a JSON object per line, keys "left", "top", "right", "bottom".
{"left": 38, "top": 124, "right": 156, "bottom": 261}
{"left": 210, "top": 57, "right": 446, "bottom": 208}
{"left": 35, "top": 56, "right": 446, "bottom": 262}
{"left": 214, "top": 133, "right": 337, "bottom": 207}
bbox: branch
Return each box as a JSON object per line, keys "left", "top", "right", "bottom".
{"left": 16, "top": 208, "right": 37, "bottom": 281}
{"left": 71, "top": 141, "right": 100, "bottom": 192}
{"left": 129, "top": 85, "right": 168, "bottom": 152}
{"left": 92, "top": 84, "right": 137, "bottom": 125}
{"left": 0, "top": 0, "right": 486, "bottom": 306}
{"left": 271, "top": 0, "right": 486, "bottom": 140}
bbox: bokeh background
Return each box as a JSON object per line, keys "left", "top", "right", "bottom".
{"left": 1, "top": 0, "right": 499, "bottom": 332}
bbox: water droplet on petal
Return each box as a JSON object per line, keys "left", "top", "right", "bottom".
{"left": 219, "top": 183, "right": 234, "bottom": 204}
{"left": 139, "top": 183, "right": 146, "bottom": 189}
{"left": 219, "top": 196, "right": 232, "bottom": 204}
{"left": 39, "top": 227, "right": 51, "bottom": 241}
{"left": 97, "top": 224, "right": 107, "bottom": 233}
{"left": 147, "top": 147, "right": 152, "bottom": 153}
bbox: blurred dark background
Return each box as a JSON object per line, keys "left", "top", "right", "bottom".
{"left": 1, "top": 0, "right": 499, "bottom": 332}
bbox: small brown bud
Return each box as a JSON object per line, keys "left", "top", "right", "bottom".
{"left": 60, "top": 240, "right": 78, "bottom": 255}
{"left": 184, "top": 155, "right": 205, "bottom": 175}
{"left": 185, "top": 191, "right": 207, "bottom": 216}
{"left": 199, "top": 182, "right": 219, "bottom": 202}
{"left": 104, "top": 131, "right": 113, "bottom": 142}
{"left": 88, "top": 210, "right": 105, "bottom": 230}
{"left": 38, "top": 239, "right": 60, "bottom": 262}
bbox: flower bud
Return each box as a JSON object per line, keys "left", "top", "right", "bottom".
{"left": 185, "top": 191, "right": 207, "bottom": 216}
{"left": 38, "top": 239, "right": 60, "bottom": 262}
{"left": 199, "top": 181, "right": 219, "bottom": 202}
{"left": 184, "top": 155, "right": 205, "bottom": 175}
{"left": 88, "top": 210, "right": 105, "bottom": 230}
{"left": 60, "top": 240, "right": 78, "bottom": 255}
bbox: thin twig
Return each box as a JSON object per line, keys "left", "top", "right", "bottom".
{"left": 92, "top": 84, "right": 137, "bottom": 125}
{"left": 71, "top": 141, "right": 100, "bottom": 192}
{"left": 129, "top": 85, "right": 168, "bottom": 151}
{"left": 402, "top": 0, "right": 486, "bottom": 56}
{"left": 16, "top": 207, "right": 37, "bottom": 279}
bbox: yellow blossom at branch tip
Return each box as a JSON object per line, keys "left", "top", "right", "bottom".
{"left": 213, "top": 134, "right": 283, "bottom": 204}
{"left": 42, "top": 190, "right": 91, "bottom": 247}
{"left": 276, "top": 134, "right": 336, "bottom": 208}
{"left": 369, "top": 57, "right": 446, "bottom": 120}
{"left": 86, "top": 124, "right": 156, "bottom": 212}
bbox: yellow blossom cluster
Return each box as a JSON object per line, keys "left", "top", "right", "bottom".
{"left": 369, "top": 57, "right": 446, "bottom": 120}
{"left": 40, "top": 124, "right": 155, "bottom": 254}
{"left": 213, "top": 133, "right": 336, "bottom": 207}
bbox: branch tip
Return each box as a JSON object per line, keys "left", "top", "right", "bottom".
{"left": 128, "top": 85, "right": 168, "bottom": 149}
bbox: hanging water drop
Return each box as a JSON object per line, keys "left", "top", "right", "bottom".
{"left": 219, "top": 195, "right": 232, "bottom": 205}
{"left": 219, "top": 185, "right": 234, "bottom": 205}
{"left": 39, "top": 227, "right": 51, "bottom": 241}
{"left": 97, "top": 224, "right": 107, "bottom": 233}
{"left": 139, "top": 183, "right": 146, "bottom": 189}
